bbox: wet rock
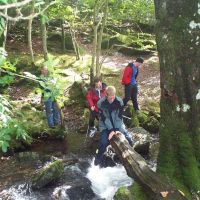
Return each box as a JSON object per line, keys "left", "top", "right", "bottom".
{"left": 31, "top": 160, "right": 64, "bottom": 189}
{"left": 62, "top": 157, "right": 79, "bottom": 167}
{"left": 129, "top": 127, "right": 151, "bottom": 156}
{"left": 16, "top": 151, "right": 40, "bottom": 162}
{"left": 67, "top": 179, "right": 96, "bottom": 200}
{"left": 149, "top": 142, "right": 160, "bottom": 161}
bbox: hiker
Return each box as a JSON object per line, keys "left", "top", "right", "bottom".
{"left": 94, "top": 86, "right": 133, "bottom": 167}
{"left": 86, "top": 77, "right": 107, "bottom": 136}
{"left": 39, "top": 66, "right": 60, "bottom": 128}
{"left": 121, "top": 57, "right": 144, "bottom": 111}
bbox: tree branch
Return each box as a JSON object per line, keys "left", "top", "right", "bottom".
{"left": 0, "top": 0, "right": 32, "bottom": 10}
{"left": 0, "top": 1, "right": 56, "bottom": 21}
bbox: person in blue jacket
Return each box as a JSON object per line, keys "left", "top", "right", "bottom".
{"left": 94, "top": 86, "right": 133, "bottom": 167}
{"left": 121, "top": 57, "right": 144, "bottom": 111}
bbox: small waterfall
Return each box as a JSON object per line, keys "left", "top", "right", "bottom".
{"left": 86, "top": 159, "right": 133, "bottom": 200}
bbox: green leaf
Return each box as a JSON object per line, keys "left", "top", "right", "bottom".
{"left": 1, "top": 141, "right": 9, "bottom": 153}
{"left": 0, "top": 0, "right": 8, "bottom": 5}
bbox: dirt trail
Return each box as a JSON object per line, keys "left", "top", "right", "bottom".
{"left": 103, "top": 53, "right": 160, "bottom": 107}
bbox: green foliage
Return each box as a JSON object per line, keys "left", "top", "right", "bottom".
{"left": 109, "top": 0, "right": 155, "bottom": 25}
{"left": 39, "top": 58, "right": 65, "bottom": 105}
{"left": 0, "top": 75, "right": 14, "bottom": 86}
{"left": 48, "top": 3, "right": 74, "bottom": 21}
{"left": 0, "top": 48, "right": 16, "bottom": 86}
{"left": 0, "top": 51, "right": 32, "bottom": 152}
{"left": 0, "top": 95, "right": 31, "bottom": 152}
{"left": 130, "top": 183, "right": 149, "bottom": 200}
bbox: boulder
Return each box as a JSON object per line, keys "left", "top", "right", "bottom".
{"left": 129, "top": 127, "right": 151, "bottom": 155}
{"left": 31, "top": 160, "right": 64, "bottom": 189}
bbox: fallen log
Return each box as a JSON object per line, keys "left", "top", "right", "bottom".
{"left": 110, "top": 133, "right": 187, "bottom": 200}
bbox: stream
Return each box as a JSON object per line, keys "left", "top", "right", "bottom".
{"left": 0, "top": 140, "right": 133, "bottom": 200}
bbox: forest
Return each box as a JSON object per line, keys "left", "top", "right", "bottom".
{"left": 0, "top": 0, "right": 200, "bottom": 200}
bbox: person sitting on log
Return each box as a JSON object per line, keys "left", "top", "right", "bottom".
{"left": 94, "top": 86, "right": 133, "bottom": 167}
{"left": 86, "top": 76, "right": 107, "bottom": 137}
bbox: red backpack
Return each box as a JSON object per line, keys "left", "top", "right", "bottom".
{"left": 121, "top": 63, "right": 133, "bottom": 85}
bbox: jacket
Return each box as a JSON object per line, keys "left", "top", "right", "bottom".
{"left": 86, "top": 83, "right": 107, "bottom": 112}
{"left": 38, "top": 75, "right": 58, "bottom": 102}
{"left": 121, "top": 63, "right": 138, "bottom": 85}
{"left": 97, "top": 96, "right": 127, "bottom": 133}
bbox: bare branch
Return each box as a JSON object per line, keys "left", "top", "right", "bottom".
{"left": 0, "top": 0, "right": 33, "bottom": 10}
{"left": 0, "top": 1, "right": 56, "bottom": 21}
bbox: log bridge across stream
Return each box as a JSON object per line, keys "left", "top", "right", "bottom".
{"left": 110, "top": 133, "right": 187, "bottom": 200}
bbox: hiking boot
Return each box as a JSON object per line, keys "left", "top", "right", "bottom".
{"left": 88, "top": 127, "right": 97, "bottom": 137}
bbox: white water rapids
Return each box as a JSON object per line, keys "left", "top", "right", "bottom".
{"left": 86, "top": 159, "right": 133, "bottom": 200}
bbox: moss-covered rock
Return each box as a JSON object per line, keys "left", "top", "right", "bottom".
{"left": 118, "top": 45, "right": 153, "bottom": 56}
{"left": 68, "top": 81, "right": 86, "bottom": 107}
{"left": 137, "top": 111, "right": 148, "bottom": 126}
{"left": 114, "top": 186, "right": 131, "bottom": 200}
{"left": 123, "top": 106, "right": 140, "bottom": 128}
{"left": 47, "top": 33, "right": 74, "bottom": 50}
{"left": 129, "top": 183, "right": 149, "bottom": 200}
{"left": 143, "top": 116, "right": 159, "bottom": 133}
{"left": 31, "top": 160, "right": 64, "bottom": 189}
{"left": 101, "top": 35, "right": 124, "bottom": 49}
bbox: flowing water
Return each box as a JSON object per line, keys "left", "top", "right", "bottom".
{"left": 86, "top": 160, "right": 133, "bottom": 200}
{"left": 0, "top": 149, "right": 132, "bottom": 200}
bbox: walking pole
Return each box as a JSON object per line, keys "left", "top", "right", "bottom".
{"left": 122, "top": 115, "right": 132, "bottom": 120}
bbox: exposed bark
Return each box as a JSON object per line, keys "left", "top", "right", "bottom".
{"left": 40, "top": 15, "right": 48, "bottom": 61}
{"left": 0, "top": 1, "right": 56, "bottom": 21}
{"left": 0, "top": 0, "right": 32, "bottom": 10}
{"left": 110, "top": 133, "right": 187, "bottom": 200}
{"left": 154, "top": 0, "right": 200, "bottom": 195}
{"left": 90, "top": 0, "right": 99, "bottom": 84}
{"left": 96, "top": 0, "right": 108, "bottom": 76}
{"left": 68, "top": 24, "right": 79, "bottom": 60}
{"left": 61, "top": 19, "right": 65, "bottom": 52}
{"left": 27, "top": 4, "right": 34, "bottom": 64}
{"left": 2, "top": 9, "right": 8, "bottom": 49}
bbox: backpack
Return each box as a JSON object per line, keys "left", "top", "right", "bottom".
{"left": 121, "top": 63, "right": 133, "bottom": 85}
{"left": 121, "top": 63, "right": 139, "bottom": 85}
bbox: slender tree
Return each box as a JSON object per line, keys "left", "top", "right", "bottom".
{"left": 60, "top": 19, "right": 66, "bottom": 52}
{"left": 96, "top": 0, "right": 108, "bottom": 76}
{"left": 90, "top": 0, "right": 108, "bottom": 82}
{"left": 154, "top": 0, "right": 200, "bottom": 198}
{"left": 27, "top": 3, "right": 35, "bottom": 64}
{"left": 40, "top": 14, "right": 48, "bottom": 61}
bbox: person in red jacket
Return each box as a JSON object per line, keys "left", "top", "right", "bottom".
{"left": 121, "top": 57, "right": 144, "bottom": 111}
{"left": 86, "top": 77, "right": 107, "bottom": 136}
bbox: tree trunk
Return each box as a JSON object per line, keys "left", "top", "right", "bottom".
{"left": 40, "top": 15, "right": 48, "bottom": 61}
{"left": 96, "top": 0, "right": 108, "bottom": 77}
{"left": 90, "top": 1, "right": 99, "bottom": 84}
{"left": 68, "top": 25, "right": 79, "bottom": 60}
{"left": 0, "top": 10, "right": 7, "bottom": 48}
{"left": 61, "top": 19, "right": 65, "bottom": 52}
{"left": 91, "top": 24, "right": 97, "bottom": 82}
{"left": 27, "top": 5, "right": 35, "bottom": 64}
{"left": 2, "top": 9, "right": 8, "bottom": 49}
{"left": 154, "top": 0, "right": 200, "bottom": 198}
{"left": 28, "top": 18, "right": 34, "bottom": 64}
{"left": 110, "top": 133, "right": 187, "bottom": 200}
